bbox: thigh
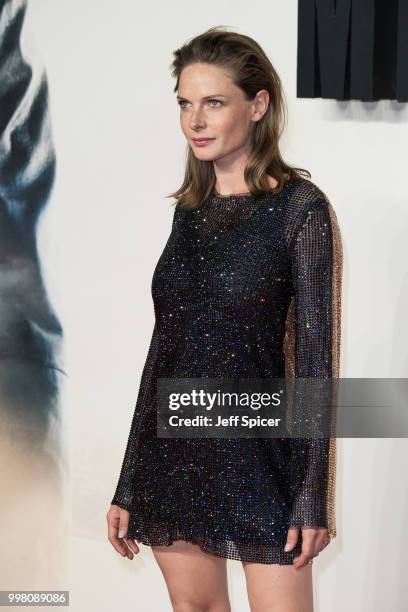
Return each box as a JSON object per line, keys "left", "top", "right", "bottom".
{"left": 242, "top": 561, "right": 313, "bottom": 612}
{"left": 152, "top": 539, "right": 231, "bottom": 612}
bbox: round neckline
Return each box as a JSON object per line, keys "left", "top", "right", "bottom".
{"left": 213, "top": 189, "right": 252, "bottom": 198}
{"left": 193, "top": 178, "right": 297, "bottom": 232}
{"left": 200, "top": 177, "right": 295, "bottom": 210}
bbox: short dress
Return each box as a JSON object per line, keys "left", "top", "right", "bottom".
{"left": 111, "top": 175, "right": 343, "bottom": 565}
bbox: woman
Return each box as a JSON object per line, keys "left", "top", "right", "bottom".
{"left": 107, "top": 26, "right": 342, "bottom": 612}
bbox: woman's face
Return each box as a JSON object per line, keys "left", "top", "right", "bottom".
{"left": 177, "top": 62, "right": 267, "bottom": 164}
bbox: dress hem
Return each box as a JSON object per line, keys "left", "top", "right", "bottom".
{"left": 126, "top": 519, "right": 304, "bottom": 566}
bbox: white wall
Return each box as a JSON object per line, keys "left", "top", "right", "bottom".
{"left": 24, "top": 0, "right": 408, "bottom": 610}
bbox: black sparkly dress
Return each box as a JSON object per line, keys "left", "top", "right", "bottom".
{"left": 111, "top": 176, "right": 342, "bottom": 565}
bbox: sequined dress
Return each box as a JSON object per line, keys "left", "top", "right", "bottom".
{"left": 111, "top": 176, "right": 342, "bottom": 564}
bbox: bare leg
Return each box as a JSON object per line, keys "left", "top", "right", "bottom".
{"left": 152, "top": 539, "right": 231, "bottom": 612}
{"left": 242, "top": 561, "right": 313, "bottom": 612}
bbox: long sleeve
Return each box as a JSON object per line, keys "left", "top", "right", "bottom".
{"left": 111, "top": 321, "right": 161, "bottom": 510}
{"left": 111, "top": 204, "right": 179, "bottom": 511}
{"left": 284, "top": 198, "right": 342, "bottom": 537}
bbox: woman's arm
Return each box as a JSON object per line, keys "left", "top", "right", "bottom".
{"left": 285, "top": 197, "right": 342, "bottom": 537}
{"left": 111, "top": 321, "right": 161, "bottom": 511}
{"left": 111, "top": 203, "right": 180, "bottom": 511}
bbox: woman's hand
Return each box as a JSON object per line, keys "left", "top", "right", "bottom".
{"left": 107, "top": 505, "right": 140, "bottom": 560}
{"left": 284, "top": 526, "right": 331, "bottom": 569}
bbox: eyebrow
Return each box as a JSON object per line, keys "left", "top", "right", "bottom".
{"left": 176, "top": 94, "right": 228, "bottom": 101}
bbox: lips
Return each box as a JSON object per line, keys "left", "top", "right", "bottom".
{"left": 192, "top": 138, "right": 215, "bottom": 147}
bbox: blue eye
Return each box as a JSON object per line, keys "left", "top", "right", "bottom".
{"left": 177, "top": 99, "right": 223, "bottom": 109}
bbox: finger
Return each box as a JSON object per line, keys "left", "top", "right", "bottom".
{"left": 117, "top": 513, "right": 136, "bottom": 559}
{"left": 107, "top": 520, "right": 128, "bottom": 557}
{"left": 293, "top": 551, "right": 314, "bottom": 569}
{"left": 293, "top": 531, "right": 316, "bottom": 569}
{"left": 284, "top": 526, "right": 299, "bottom": 552}
{"left": 123, "top": 539, "right": 135, "bottom": 560}
{"left": 118, "top": 516, "right": 129, "bottom": 540}
{"left": 308, "top": 528, "right": 330, "bottom": 554}
{"left": 317, "top": 533, "right": 331, "bottom": 553}
{"left": 107, "top": 511, "right": 131, "bottom": 557}
{"left": 125, "top": 538, "right": 140, "bottom": 555}
{"left": 308, "top": 531, "right": 323, "bottom": 557}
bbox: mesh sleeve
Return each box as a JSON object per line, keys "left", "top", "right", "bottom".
{"left": 287, "top": 199, "right": 341, "bottom": 534}
{"left": 111, "top": 321, "right": 160, "bottom": 510}
{"left": 111, "top": 203, "right": 179, "bottom": 510}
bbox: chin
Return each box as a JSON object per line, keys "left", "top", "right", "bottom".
{"left": 192, "top": 151, "right": 217, "bottom": 161}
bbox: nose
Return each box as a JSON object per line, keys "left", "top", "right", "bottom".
{"left": 189, "top": 107, "right": 206, "bottom": 130}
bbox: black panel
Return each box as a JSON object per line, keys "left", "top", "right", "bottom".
{"left": 297, "top": 0, "right": 408, "bottom": 101}
{"left": 396, "top": 0, "right": 408, "bottom": 100}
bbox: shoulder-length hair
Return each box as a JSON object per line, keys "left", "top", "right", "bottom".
{"left": 167, "top": 26, "right": 311, "bottom": 210}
